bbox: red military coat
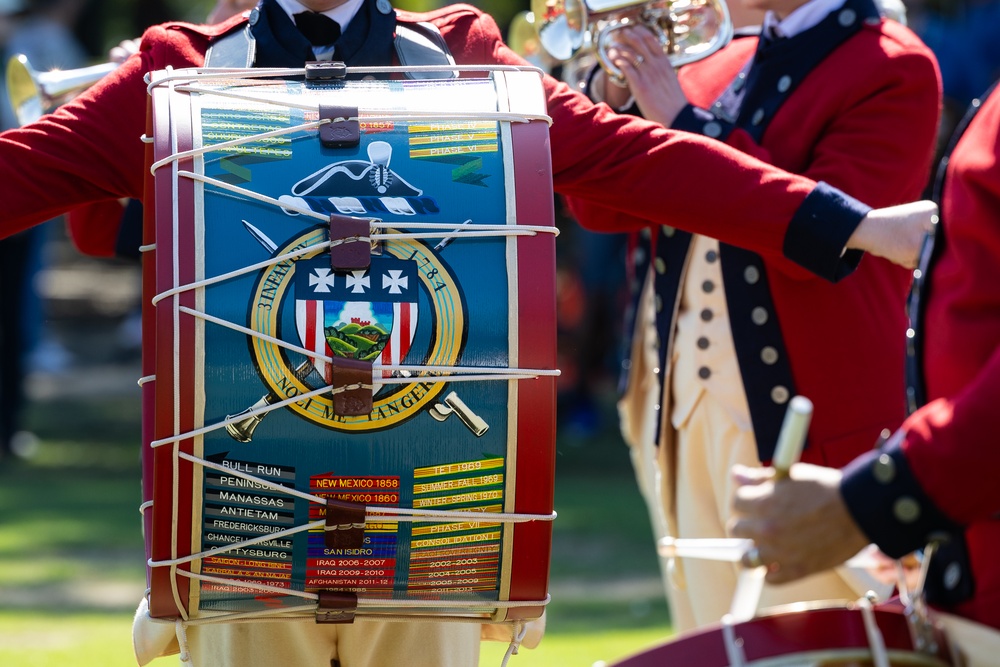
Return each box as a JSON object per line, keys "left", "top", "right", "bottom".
{"left": 841, "top": 82, "right": 1000, "bottom": 629}
{"left": 0, "top": 2, "right": 871, "bottom": 277}
{"left": 571, "top": 13, "right": 941, "bottom": 467}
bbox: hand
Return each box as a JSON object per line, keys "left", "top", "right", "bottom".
{"left": 108, "top": 39, "right": 140, "bottom": 64}
{"left": 847, "top": 200, "right": 938, "bottom": 269}
{"left": 603, "top": 26, "right": 689, "bottom": 126}
{"left": 207, "top": 0, "right": 258, "bottom": 24}
{"left": 729, "top": 463, "right": 869, "bottom": 584}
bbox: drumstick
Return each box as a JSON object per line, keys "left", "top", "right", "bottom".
{"left": 727, "top": 395, "right": 813, "bottom": 623}
{"left": 659, "top": 536, "right": 885, "bottom": 570}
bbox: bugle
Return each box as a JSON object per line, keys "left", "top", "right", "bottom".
{"left": 532, "top": 0, "right": 733, "bottom": 84}
{"left": 6, "top": 54, "right": 117, "bottom": 126}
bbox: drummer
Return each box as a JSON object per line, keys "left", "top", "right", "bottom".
{"left": 731, "top": 79, "right": 1000, "bottom": 666}
{"left": 0, "top": 0, "right": 935, "bottom": 666}
{"left": 564, "top": 0, "right": 940, "bottom": 632}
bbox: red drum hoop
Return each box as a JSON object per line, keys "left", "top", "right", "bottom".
{"left": 612, "top": 602, "right": 955, "bottom": 666}
{"left": 139, "top": 66, "right": 557, "bottom": 625}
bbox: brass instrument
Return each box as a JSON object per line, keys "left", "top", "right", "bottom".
{"left": 532, "top": 0, "right": 733, "bottom": 84}
{"left": 6, "top": 54, "right": 117, "bottom": 126}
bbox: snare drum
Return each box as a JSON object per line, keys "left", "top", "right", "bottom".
{"left": 140, "top": 66, "right": 557, "bottom": 626}
{"left": 611, "top": 602, "right": 955, "bottom": 666}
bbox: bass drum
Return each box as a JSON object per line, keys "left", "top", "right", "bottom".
{"left": 140, "top": 65, "right": 558, "bottom": 627}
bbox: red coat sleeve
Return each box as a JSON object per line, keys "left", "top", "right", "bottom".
{"left": 0, "top": 22, "right": 214, "bottom": 243}
{"left": 567, "top": 24, "right": 941, "bottom": 280}
{"left": 432, "top": 6, "right": 857, "bottom": 265}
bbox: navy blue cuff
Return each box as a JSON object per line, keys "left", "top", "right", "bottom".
{"left": 783, "top": 181, "right": 870, "bottom": 282}
{"left": 671, "top": 105, "right": 734, "bottom": 141}
{"left": 840, "top": 442, "right": 964, "bottom": 560}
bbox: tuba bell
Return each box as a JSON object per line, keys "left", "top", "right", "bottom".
{"left": 6, "top": 54, "right": 118, "bottom": 126}
{"left": 532, "top": 0, "right": 733, "bottom": 84}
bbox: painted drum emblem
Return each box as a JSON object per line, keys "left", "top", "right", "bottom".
{"left": 248, "top": 227, "right": 465, "bottom": 432}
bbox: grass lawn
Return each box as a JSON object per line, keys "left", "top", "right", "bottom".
{"left": 0, "top": 610, "right": 671, "bottom": 667}
{"left": 0, "top": 379, "right": 674, "bottom": 666}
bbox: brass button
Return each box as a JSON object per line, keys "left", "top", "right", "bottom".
{"left": 641, "top": 227, "right": 652, "bottom": 240}
{"left": 770, "top": 385, "right": 790, "bottom": 404}
{"left": 744, "top": 266, "right": 760, "bottom": 284}
{"left": 777, "top": 75, "right": 792, "bottom": 93}
{"left": 654, "top": 257, "right": 667, "bottom": 274}
{"left": 893, "top": 496, "right": 921, "bottom": 523}
{"left": 655, "top": 295, "right": 663, "bottom": 313}
{"left": 662, "top": 226, "right": 676, "bottom": 237}
{"left": 760, "top": 346, "right": 778, "bottom": 365}
{"left": 944, "top": 562, "right": 962, "bottom": 590}
{"left": 751, "top": 307, "right": 768, "bottom": 325}
{"left": 704, "top": 121, "right": 722, "bottom": 138}
{"left": 752, "top": 108, "right": 765, "bottom": 125}
{"left": 838, "top": 8, "right": 857, "bottom": 26}
{"left": 873, "top": 453, "right": 896, "bottom": 484}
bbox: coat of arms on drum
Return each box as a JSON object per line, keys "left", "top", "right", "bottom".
{"left": 293, "top": 256, "right": 419, "bottom": 383}
{"left": 244, "top": 225, "right": 466, "bottom": 435}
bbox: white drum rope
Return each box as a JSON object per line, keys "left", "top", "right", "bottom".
{"left": 858, "top": 595, "right": 891, "bottom": 667}
{"left": 500, "top": 621, "right": 529, "bottom": 667}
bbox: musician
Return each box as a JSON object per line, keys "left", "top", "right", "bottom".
{"left": 731, "top": 80, "right": 1000, "bottom": 666}
{"left": 0, "top": 0, "right": 935, "bottom": 665}
{"left": 567, "top": 0, "right": 941, "bottom": 631}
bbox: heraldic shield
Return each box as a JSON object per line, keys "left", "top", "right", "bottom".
{"left": 294, "top": 256, "right": 419, "bottom": 385}
{"left": 141, "top": 66, "right": 559, "bottom": 631}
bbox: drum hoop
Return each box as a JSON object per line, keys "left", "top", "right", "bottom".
{"left": 743, "top": 648, "right": 950, "bottom": 667}
{"left": 146, "top": 64, "right": 546, "bottom": 93}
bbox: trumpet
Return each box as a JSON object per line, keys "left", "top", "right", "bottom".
{"left": 6, "top": 54, "right": 118, "bottom": 126}
{"left": 532, "top": 0, "right": 733, "bottom": 84}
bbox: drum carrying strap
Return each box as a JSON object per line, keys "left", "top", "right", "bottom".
{"left": 205, "top": 18, "right": 456, "bottom": 78}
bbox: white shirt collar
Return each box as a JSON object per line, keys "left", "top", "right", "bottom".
{"left": 273, "top": 0, "right": 366, "bottom": 32}
{"left": 762, "top": 0, "right": 846, "bottom": 39}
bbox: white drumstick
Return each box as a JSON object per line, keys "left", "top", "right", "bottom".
{"left": 728, "top": 395, "right": 813, "bottom": 623}
{"left": 771, "top": 395, "right": 814, "bottom": 477}
{"left": 659, "top": 536, "right": 884, "bottom": 570}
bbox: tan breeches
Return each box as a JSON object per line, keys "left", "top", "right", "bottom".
{"left": 185, "top": 617, "right": 481, "bottom": 667}
{"left": 659, "top": 391, "right": 865, "bottom": 633}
